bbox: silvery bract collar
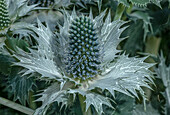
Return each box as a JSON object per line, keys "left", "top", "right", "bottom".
{"left": 13, "top": 9, "right": 154, "bottom": 115}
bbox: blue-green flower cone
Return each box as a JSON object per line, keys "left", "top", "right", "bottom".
{"left": 0, "top": 0, "right": 10, "bottom": 31}
{"left": 65, "top": 16, "right": 101, "bottom": 81}
{"left": 28, "top": 0, "right": 54, "bottom": 7}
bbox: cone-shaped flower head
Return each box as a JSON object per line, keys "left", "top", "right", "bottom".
{"left": 56, "top": 9, "right": 127, "bottom": 82}
{"left": 65, "top": 16, "right": 100, "bottom": 81}
{"left": 28, "top": 0, "right": 54, "bottom": 7}
{"left": 0, "top": 0, "right": 10, "bottom": 31}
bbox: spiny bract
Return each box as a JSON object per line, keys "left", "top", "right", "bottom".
{"left": 28, "top": 0, "right": 54, "bottom": 7}
{"left": 65, "top": 16, "right": 100, "bottom": 81}
{"left": 0, "top": 0, "right": 10, "bottom": 31}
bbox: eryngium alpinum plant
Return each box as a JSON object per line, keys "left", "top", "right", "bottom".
{"left": 0, "top": 0, "right": 10, "bottom": 34}
{"left": 12, "top": 9, "right": 154, "bottom": 115}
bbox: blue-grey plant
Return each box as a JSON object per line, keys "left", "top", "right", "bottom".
{"left": 156, "top": 53, "right": 170, "bottom": 114}
{"left": 11, "top": 9, "right": 155, "bottom": 115}
{"left": 28, "top": 0, "right": 54, "bottom": 7}
{"left": 0, "top": 0, "right": 10, "bottom": 34}
{"left": 113, "top": 0, "right": 162, "bottom": 7}
{"left": 0, "top": 0, "right": 38, "bottom": 36}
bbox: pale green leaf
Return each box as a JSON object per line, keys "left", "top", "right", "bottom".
{"left": 34, "top": 83, "right": 69, "bottom": 115}
{"left": 0, "top": 54, "right": 15, "bottom": 75}
{"left": 130, "top": 11, "right": 153, "bottom": 41}
{"left": 12, "top": 20, "right": 63, "bottom": 81}
{"left": 94, "top": 0, "right": 102, "bottom": 12}
{"left": 114, "top": 0, "right": 162, "bottom": 7}
{"left": 89, "top": 54, "right": 154, "bottom": 100}
{"left": 103, "top": 93, "right": 135, "bottom": 115}
{"left": 85, "top": 93, "right": 113, "bottom": 115}
{"left": 7, "top": 67, "right": 36, "bottom": 105}
{"left": 156, "top": 53, "right": 170, "bottom": 109}
{"left": 68, "top": 89, "right": 113, "bottom": 115}
{"left": 101, "top": 19, "right": 128, "bottom": 64}
{"left": 7, "top": 0, "right": 38, "bottom": 20}
{"left": 123, "top": 20, "right": 144, "bottom": 56}
{"left": 129, "top": 0, "right": 150, "bottom": 7}
{"left": 129, "top": 0, "right": 162, "bottom": 7}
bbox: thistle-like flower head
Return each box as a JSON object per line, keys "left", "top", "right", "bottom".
{"left": 65, "top": 16, "right": 100, "bottom": 81}
{"left": 12, "top": 9, "right": 155, "bottom": 115}
{"left": 28, "top": 0, "right": 54, "bottom": 7}
{"left": 0, "top": 0, "right": 10, "bottom": 33}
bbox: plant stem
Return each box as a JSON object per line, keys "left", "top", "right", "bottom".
{"left": 29, "top": 91, "right": 37, "bottom": 109}
{"left": 78, "top": 94, "right": 92, "bottom": 115}
{"left": 122, "top": 3, "right": 133, "bottom": 20}
{"left": 114, "top": 3, "right": 125, "bottom": 21}
{"left": 0, "top": 97, "right": 34, "bottom": 115}
{"left": 145, "top": 36, "right": 161, "bottom": 99}
{"left": 145, "top": 36, "right": 161, "bottom": 65}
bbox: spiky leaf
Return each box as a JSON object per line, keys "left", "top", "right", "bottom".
{"left": 85, "top": 93, "right": 113, "bottom": 115}
{"left": 34, "top": 82, "right": 73, "bottom": 115}
{"left": 7, "top": 0, "right": 38, "bottom": 20}
{"left": 114, "top": 0, "right": 130, "bottom": 7}
{"left": 28, "top": 0, "right": 54, "bottom": 7}
{"left": 0, "top": 36, "right": 29, "bottom": 75}
{"left": 68, "top": 89, "right": 113, "bottom": 115}
{"left": 7, "top": 67, "right": 36, "bottom": 105}
{"left": 103, "top": 93, "right": 135, "bottom": 115}
{"left": 114, "top": 0, "right": 162, "bottom": 7}
{"left": 101, "top": 19, "right": 128, "bottom": 64}
{"left": 13, "top": 20, "right": 63, "bottom": 81}
{"left": 123, "top": 20, "right": 144, "bottom": 56}
{"left": 0, "top": 54, "right": 14, "bottom": 75}
{"left": 149, "top": 6, "right": 170, "bottom": 35}
{"left": 89, "top": 54, "right": 154, "bottom": 101}
{"left": 129, "top": 11, "right": 153, "bottom": 41}
{"left": 5, "top": 36, "right": 29, "bottom": 52}
{"left": 156, "top": 53, "right": 170, "bottom": 112}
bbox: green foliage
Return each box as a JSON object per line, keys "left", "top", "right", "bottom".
{"left": 7, "top": 0, "right": 38, "bottom": 20}
{"left": 149, "top": 2, "right": 170, "bottom": 35}
{"left": 0, "top": 54, "right": 14, "bottom": 75}
{"left": 114, "top": 0, "right": 162, "bottom": 7}
{"left": 5, "top": 36, "right": 29, "bottom": 52}
{"left": 122, "top": 20, "right": 144, "bottom": 56}
{"left": 7, "top": 67, "right": 36, "bottom": 105}
{"left": 111, "top": 94, "right": 135, "bottom": 115}
{"left": 132, "top": 104, "right": 160, "bottom": 115}
{"left": 129, "top": 10, "right": 153, "bottom": 41}
{"left": 156, "top": 53, "right": 170, "bottom": 114}
{"left": 34, "top": 82, "right": 72, "bottom": 115}
{"left": 0, "top": 36, "right": 36, "bottom": 105}
{"left": 0, "top": 108, "right": 24, "bottom": 115}
{"left": 85, "top": 93, "right": 113, "bottom": 114}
